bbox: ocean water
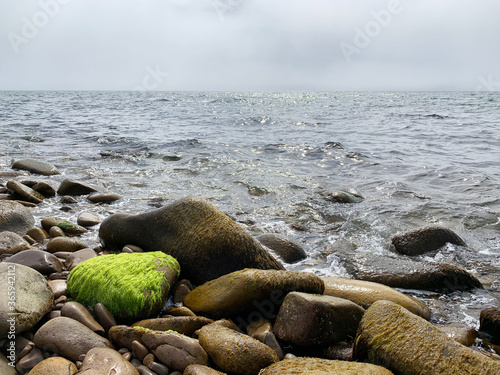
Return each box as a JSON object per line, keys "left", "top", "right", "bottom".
{"left": 1, "top": 91, "right": 499, "bottom": 330}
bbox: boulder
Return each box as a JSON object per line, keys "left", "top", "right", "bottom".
{"left": 11, "top": 159, "right": 60, "bottom": 176}
{"left": 183, "top": 269, "right": 324, "bottom": 320}
{"left": 141, "top": 329, "right": 208, "bottom": 371}
{"left": 57, "top": 179, "right": 98, "bottom": 196}
{"left": 0, "top": 231, "right": 31, "bottom": 255}
{"left": 79, "top": 347, "right": 139, "bottom": 375}
{"left": 353, "top": 300, "right": 500, "bottom": 374}
{"left": 6, "top": 249, "right": 63, "bottom": 274}
{"left": 392, "top": 226, "right": 466, "bottom": 256}
{"left": 343, "top": 254, "right": 482, "bottom": 292}
{"left": 257, "top": 234, "right": 307, "bottom": 263}
{"left": 99, "top": 197, "right": 284, "bottom": 284}
{"left": 6, "top": 180, "right": 44, "bottom": 204}
{"left": 259, "top": 357, "right": 393, "bottom": 374}
{"left": 480, "top": 307, "right": 500, "bottom": 344}
{"left": 0, "top": 263, "right": 54, "bottom": 338}
{"left": 67, "top": 251, "right": 180, "bottom": 321}
{"left": 33, "top": 317, "right": 113, "bottom": 362}
{"left": 322, "top": 276, "right": 431, "bottom": 320}
{"left": 0, "top": 201, "right": 34, "bottom": 235}
{"left": 132, "top": 316, "right": 213, "bottom": 336}
{"left": 274, "top": 292, "right": 364, "bottom": 346}
{"left": 25, "top": 357, "right": 78, "bottom": 375}
{"left": 198, "top": 324, "right": 279, "bottom": 375}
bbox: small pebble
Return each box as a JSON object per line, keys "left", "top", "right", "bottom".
{"left": 16, "top": 347, "right": 44, "bottom": 374}
{"left": 132, "top": 340, "right": 150, "bottom": 362}
{"left": 122, "top": 352, "right": 132, "bottom": 361}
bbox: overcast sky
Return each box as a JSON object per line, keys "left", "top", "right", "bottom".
{"left": 1, "top": 0, "right": 499, "bottom": 91}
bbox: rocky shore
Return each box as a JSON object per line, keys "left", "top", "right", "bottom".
{"left": 1, "top": 158, "right": 499, "bottom": 375}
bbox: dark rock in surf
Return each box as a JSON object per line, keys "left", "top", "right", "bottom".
{"left": 7, "top": 249, "right": 63, "bottom": 274}
{"left": 32, "top": 181, "right": 56, "bottom": 198}
{"left": 392, "top": 226, "right": 466, "bottom": 256}
{"left": 99, "top": 197, "right": 284, "bottom": 284}
{"left": 257, "top": 234, "right": 307, "bottom": 263}
{"left": 480, "top": 307, "right": 500, "bottom": 345}
{"left": 57, "top": 179, "right": 98, "bottom": 196}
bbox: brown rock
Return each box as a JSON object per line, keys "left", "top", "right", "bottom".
{"left": 25, "top": 357, "right": 78, "bottom": 375}
{"left": 392, "top": 226, "right": 466, "bottom": 256}
{"left": 64, "top": 248, "right": 97, "bottom": 270}
{"left": 49, "top": 226, "right": 65, "bottom": 237}
{"left": 94, "top": 303, "right": 117, "bottom": 332}
{"left": 61, "top": 301, "right": 104, "bottom": 333}
{"left": 79, "top": 347, "right": 139, "bottom": 374}
{"left": 15, "top": 347, "right": 44, "bottom": 374}
{"left": 6, "top": 249, "right": 63, "bottom": 275}
{"left": 26, "top": 227, "right": 48, "bottom": 242}
{"left": 77, "top": 212, "right": 101, "bottom": 227}
{"left": 88, "top": 192, "right": 122, "bottom": 203}
{"left": 0, "top": 201, "right": 35, "bottom": 235}
{"left": 46, "top": 237, "right": 88, "bottom": 253}
{"left": 246, "top": 319, "right": 283, "bottom": 359}
{"left": 0, "top": 231, "right": 31, "bottom": 255}
{"left": 259, "top": 357, "right": 393, "bottom": 374}
{"left": 6, "top": 180, "right": 44, "bottom": 204}
{"left": 438, "top": 324, "right": 478, "bottom": 347}
{"left": 32, "top": 182, "right": 56, "bottom": 198}
{"left": 257, "top": 234, "right": 307, "bottom": 263}
{"left": 480, "top": 307, "right": 500, "bottom": 344}
{"left": 47, "top": 279, "right": 67, "bottom": 299}
{"left": 184, "top": 365, "right": 227, "bottom": 375}
{"left": 132, "top": 316, "right": 213, "bottom": 336}
{"left": 57, "top": 179, "right": 98, "bottom": 196}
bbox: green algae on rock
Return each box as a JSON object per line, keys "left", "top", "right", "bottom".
{"left": 67, "top": 251, "right": 180, "bottom": 321}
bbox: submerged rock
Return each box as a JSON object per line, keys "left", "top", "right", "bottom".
{"left": 0, "top": 201, "right": 35, "bottom": 235}
{"left": 57, "top": 179, "right": 98, "bottom": 196}
{"left": 323, "top": 191, "right": 364, "bottom": 204}
{"left": 259, "top": 357, "right": 392, "bottom": 374}
{"left": 392, "top": 226, "right": 466, "bottom": 256}
{"left": 183, "top": 268, "right": 324, "bottom": 319}
{"left": 322, "top": 276, "right": 431, "bottom": 320}
{"left": 99, "top": 197, "right": 284, "bottom": 285}
{"left": 354, "top": 300, "right": 500, "bottom": 375}
{"left": 67, "top": 251, "right": 180, "bottom": 320}
{"left": 12, "top": 158, "right": 60, "bottom": 176}
{"left": 257, "top": 234, "right": 307, "bottom": 263}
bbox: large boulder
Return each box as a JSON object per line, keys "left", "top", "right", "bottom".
{"left": 99, "top": 197, "right": 284, "bottom": 284}
{"left": 274, "top": 292, "right": 364, "bottom": 346}
{"left": 33, "top": 317, "right": 114, "bottom": 362}
{"left": 0, "top": 201, "right": 34, "bottom": 235}
{"left": 322, "top": 277, "right": 431, "bottom": 320}
{"left": 0, "top": 263, "right": 54, "bottom": 338}
{"left": 67, "top": 251, "right": 180, "bottom": 321}
{"left": 392, "top": 226, "right": 466, "bottom": 256}
{"left": 260, "top": 357, "right": 393, "bottom": 374}
{"left": 343, "top": 254, "right": 482, "bottom": 292}
{"left": 353, "top": 300, "right": 500, "bottom": 374}
{"left": 198, "top": 324, "right": 279, "bottom": 375}
{"left": 183, "top": 269, "right": 324, "bottom": 320}
{"left": 11, "top": 159, "right": 60, "bottom": 176}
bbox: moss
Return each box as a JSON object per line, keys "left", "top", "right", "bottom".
{"left": 57, "top": 220, "right": 74, "bottom": 230}
{"left": 67, "top": 251, "right": 180, "bottom": 319}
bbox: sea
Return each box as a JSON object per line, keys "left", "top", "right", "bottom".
{"left": 1, "top": 91, "right": 499, "bottom": 334}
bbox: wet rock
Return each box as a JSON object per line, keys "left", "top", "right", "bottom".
{"left": 7, "top": 249, "right": 63, "bottom": 274}
{"left": 141, "top": 329, "right": 208, "bottom": 371}
{"left": 131, "top": 340, "right": 149, "bottom": 361}
{"left": 198, "top": 324, "right": 278, "bottom": 375}
{"left": 122, "top": 244, "right": 144, "bottom": 253}
{"left": 11, "top": 159, "right": 60, "bottom": 176}
{"left": 33, "top": 317, "right": 113, "bottom": 362}
{"left": 132, "top": 316, "right": 213, "bottom": 336}
{"left": 26, "top": 227, "right": 48, "bottom": 242}
{"left": 94, "top": 303, "right": 117, "bottom": 332}
{"left": 99, "top": 197, "right": 284, "bottom": 285}
{"left": 67, "top": 251, "right": 180, "bottom": 321}
{"left": 149, "top": 362, "right": 169, "bottom": 375}
{"left": 260, "top": 357, "right": 393, "bottom": 375}
{"left": 344, "top": 254, "right": 482, "bottom": 292}
{"left": 55, "top": 219, "right": 88, "bottom": 235}
{"left": 46, "top": 237, "right": 88, "bottom": 253}
{"left": 322, "top": 276, "right": 431, "bottom": 320}
{"left": 88, "top": 192, "right": 123, "bottom": 203}
{"left": 438, "top": 324, "right": 478, "bottom": 347}
{"left": 109, "top": 325, "right": 150, "bottom": 350}
{"left": 167, "top": 306, "right": 196, "bottom": 317}
{"left": 184, "top": 269, "right": 324, "bottom": 319}
{"left": 353, "top": 300, "right": 500, "bottom": 374}
{"left": 392, "top": 226, "right": 466, "bottom": 256}
{"left": 49, "top": 226, "right": 65, "bottom": 237}
{"left": 32, "top": 181, "right": 56, "bottom": 198}
{"left": 184, "top": 365, "right": 227, "bottom": 375}
{"left": 61, "top": 301, "right": 105, "bottom": 333}
{"left": 79, "top": 347, "right": 139, "bottom": 375}
{"left": 0, "top": 353, "right": 17, "bottom": 375}
{"left": 0, "top": 201, "right": 34, "bottom": 235}
{"left": 57, "top": 179, "right": 98, "bottom": 196}
{"left": 16, "top": 347, "right": 44, "bottom": 374}
{"left": 323, "top": 190, "right": 364, "bottom": 204}
{"left": 60, "top": 195, "right": 78, "bottom": 204}
{"left": 65, "top": 248, "right": 97, "bottom": 270}
{"left": 257, "top": 234, "right": 307, "bottom": 263}
{"left": 0, "top": 263, "right": 54, "bottom": 338}
{"left": 480, "top": 307, "right": 500, "bottom": 344}
{"left": 77, "top": 211, "right": 101, "bottom": 227}
{"left": 48, "top": 279, "right": 67, "bottom": 299}
{"left": 246, "top": 319, "right": 283, "bottom": 359}
{"left": 173, "top": 279, "right": 194, "bottom": 304}
{"left": 0, "top": 231, "right": 31, "bottom": 255}
{"left": 26, "top": 357, "right": 78, "bottom": 375}
{"left": 274, "top": 292, "right": 364, "bottom": 347}
{"left": 6, "top": 180, "right": 44, "bottom": 204}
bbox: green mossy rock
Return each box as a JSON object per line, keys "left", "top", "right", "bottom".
{"left": 354, "top": 300, "right": 500, "bottom": 375}
{"left": 259, "top": 357, "right": 393, "bottom": 374}
{"left": 67, "top": 251, "right": 180, "bottom": 321}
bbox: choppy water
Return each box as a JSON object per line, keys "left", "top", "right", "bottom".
{"left": 1, "top": 91, "right": 499, "bottom": 333}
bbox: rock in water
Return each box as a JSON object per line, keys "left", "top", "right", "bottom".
{"left": 6, "top": 180, "right": 44, "bottom": 204}
{"left": 0, "top": 263, "right": 54, "bottom": 338}
{"left": 392, "top": 226, "right": 465, "bottom": 256}
{"left": 353, "top": 300, "right": 500, "bottom": 375}
{"left": 260, "top": 357, "right": 393, "bottom": 374}
{"left": 99, "top": 197, "right": 284, "bottom": 284}
{"left": 0, "top": 201, "right": 35, "bottom": 235}
{"left": 257, "top": 234, "right": 307, "bottom": 263}
{"left": 67, "top": 251, "right": 180, "bottom": 321}
{"left": 11, "top": 159, "right": 60, "bottom": 176}
{"left": 57, "top": 179, "right": 98, "bottom": 196}
{"left": 322, "top": 277, "right": 431, "bottom": 320}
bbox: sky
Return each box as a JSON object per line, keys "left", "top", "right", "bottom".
{"left": 0, "top": 0, "right": 499, "bottom": 91}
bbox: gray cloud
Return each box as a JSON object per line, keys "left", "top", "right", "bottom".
{"left": 1, "top": 0, "right": 499, "bottom": 90}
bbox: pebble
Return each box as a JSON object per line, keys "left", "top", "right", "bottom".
{"left": 49, "top": 226, "right": 65, "bottom": 237}
{"left": 26, "top": 227, "right": 48, "bottom": 242}
{"left": 15, "top": 347, "right": 44, "bottom": 375}
{"left": 46, "top": 237, "right": 88, "bottom": 253}
{"left": 60, "top": 195, "right": 78, "bottom": 204}
{"left": 79, "top": 347, "right": 139, "bottom": 375}
{"left": 132, "top": 340, "right": 150, "bottom": 362}
{"left": 123, "top": 244, "right": 144, "bottom": 253}
{"left": 173, "top": 279, "right": 194, "bottom": 304}
{"left": 61, "top": 301, "right": 105, "bottom": 333}
{"left": 6, "top": 249, "right": 63, "bottom": 275}
{"left": 149, "top": 362, "right": 169, "bottom": 375}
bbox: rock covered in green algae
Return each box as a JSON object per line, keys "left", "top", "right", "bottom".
{"left": 67, "top": 251, "right": 180, "bottom": 321}
{"left": 353, "top": 300, "right": 500, "bottom": 375}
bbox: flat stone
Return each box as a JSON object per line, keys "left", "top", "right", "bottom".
{"left": 87, "top": 192, "right": 122, "bottom": 203}
{"left": 77, "top": 211, "right": 101, "bottom": 227}
{"left": 0, "top": 201, "right": 35, "bottom": 235}
{"left": 12, "top": 159, "right": 59, "bottom": 176}
{"left": 6, "top": 180, "right": 44, "bottom": 204}
{"left": 26, "top": 357, "right": 78, "bottom": 375}
{"left": 57, "top": 179, "right": 98, "bottom": 196}
{"left": 0, "top": 231, "right": 31, "bottom": 255}
{"left": 7, "top": 249, "right": 63, "bottom": 274}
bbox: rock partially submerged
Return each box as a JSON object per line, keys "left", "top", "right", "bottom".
{"left": 480, "top": 307, "right": 500, "bottom": 344}
{"left": 99, "top": 197, "right": 284, "bottom": 284}
{"left": 57, "top": 179, "right": 98, "bottom": 196}
{"left": 67, "top": 251, "right": 180, "bottom": 321}
{"left": 12, "top": 159, "right": 60, "bottom": 176}
{"left": 353, "top": 300, "right": 500, "bottom": 374}
{"left": 392, "top": 226, "right": 466, "bottom": 256}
